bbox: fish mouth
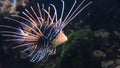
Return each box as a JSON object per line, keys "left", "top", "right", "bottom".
{"left": 51, "top": 30, "right": 68, "bottom": 47}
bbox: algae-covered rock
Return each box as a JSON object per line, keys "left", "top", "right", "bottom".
{"left": 57, "top": 28, "right": 94, "bottom": 68}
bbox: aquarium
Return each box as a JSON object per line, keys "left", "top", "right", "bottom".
{"left": 0, "top": 0, "right": 120, "bottom": 68}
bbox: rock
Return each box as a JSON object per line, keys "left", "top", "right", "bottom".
{"left": 115, "top": 66, "right": 120, "bottom": 68}
{"left": 101, "top": 60, "right": 114, "bottom": 68}
{"left": 115, "top": 59, "right": 120, "bottom": 65}
{"left": 94, "top": 29, "right": 110, "bottom": 38}
{"left": 92, "top": 50, "right": 105, "bottom": 58}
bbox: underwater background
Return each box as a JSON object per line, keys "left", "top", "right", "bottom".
{"left": 0, "top": 0, "right": 120, "bottom": 68}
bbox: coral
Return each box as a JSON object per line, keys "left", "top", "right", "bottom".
{"left": 0, "top": 0, "right": 28, "bottom": 16}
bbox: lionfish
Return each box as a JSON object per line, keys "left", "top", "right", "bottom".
{"left": 0, "top": 0, "right": 92, "bottom": 62}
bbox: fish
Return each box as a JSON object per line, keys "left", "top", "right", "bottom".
{"left": 0, "top": 0, "right": 92, "bottom": 62}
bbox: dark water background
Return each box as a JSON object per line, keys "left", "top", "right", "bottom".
{"left": 0, "top": 0, "right": 120, "bottom": 68}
